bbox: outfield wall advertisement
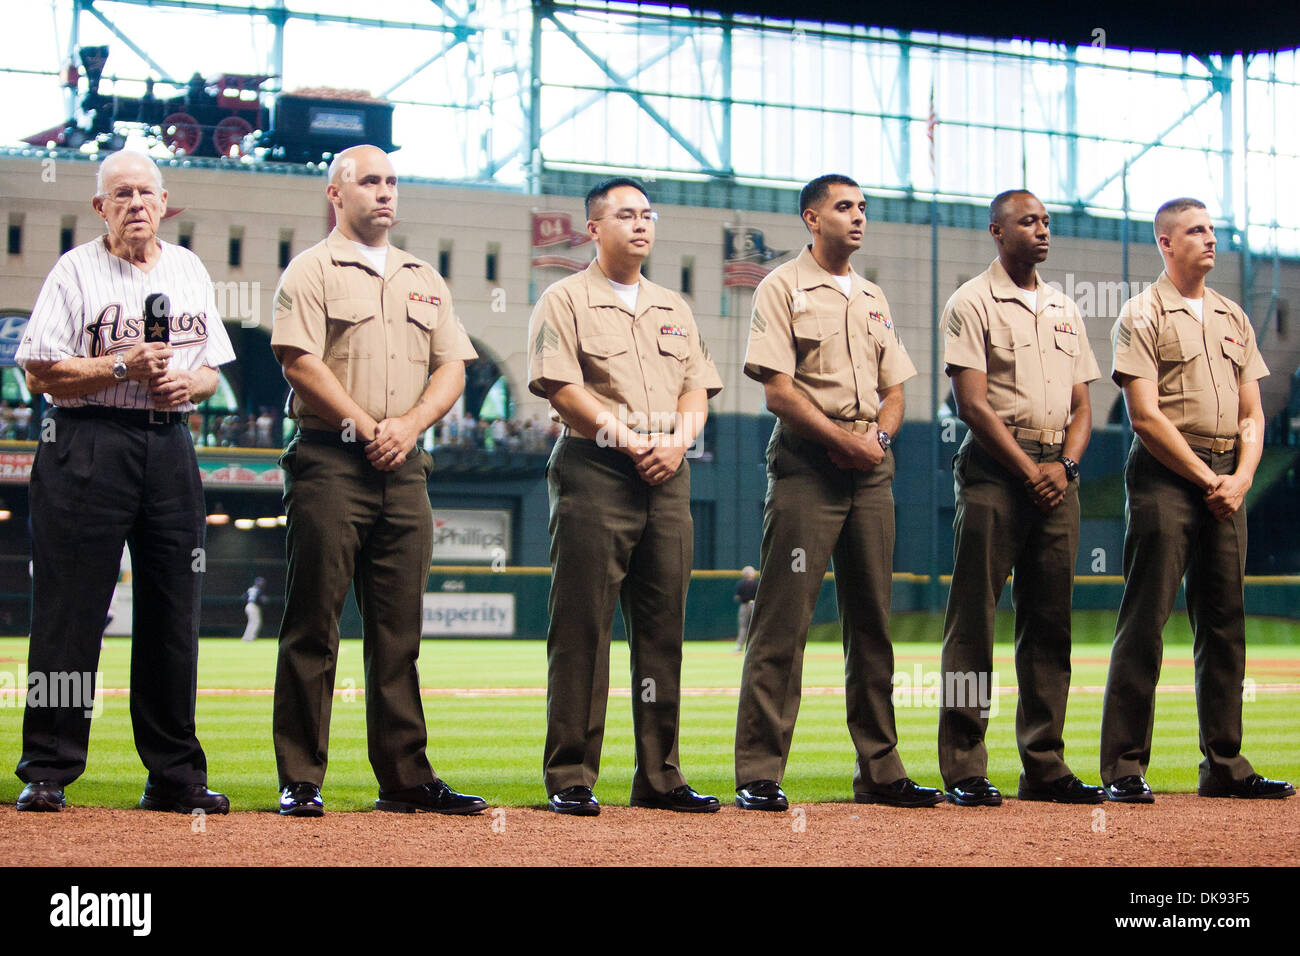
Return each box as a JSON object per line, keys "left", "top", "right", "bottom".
{"left": 430, "top": 509, "right": 511, "bottom": 563}
{"left": 421, "top": 592, "right": 515, "bottom": 636}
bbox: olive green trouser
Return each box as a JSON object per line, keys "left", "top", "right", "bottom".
{"left": 542, "top": 436, "right": 692, "bottom": 799}
{"left": 937, "top": 433, "right": 1079, "bottom": 788}
{"left": 734, "top": 421, "right": 906, "bottom": 793}
{"left": 273, "top": 435, "right": 438, "bottom": 792}
{"left": 1100, "top": 437, "right": 1254, "bottom": 788}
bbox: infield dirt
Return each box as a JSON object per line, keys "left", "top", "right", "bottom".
{"left": 1, "top": 796, "right": 1294, "bottom": 866}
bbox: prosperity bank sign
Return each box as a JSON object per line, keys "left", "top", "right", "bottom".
{"left": 421, "top": 593, "right": 515, "bottom": 637}
{"left": 430, "top": 509, "right": 510, "bottom": 563}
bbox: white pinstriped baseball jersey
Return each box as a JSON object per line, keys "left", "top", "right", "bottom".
{"left": 16, "top": 236, "right": 237, "bottom": 411}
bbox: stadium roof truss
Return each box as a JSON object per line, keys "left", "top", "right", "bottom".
{"left": 18, "top": 0, "right": 1300, "bottom": 258}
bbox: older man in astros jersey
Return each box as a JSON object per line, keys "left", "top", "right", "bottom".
{"left": 15, "top": 150, "right": 234, "bottom": 814}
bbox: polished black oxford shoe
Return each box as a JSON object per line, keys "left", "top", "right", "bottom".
{"left": 735, "top": 779, "right": 789, "bottom": 811}
{"left": 1198, "top": 773, "right": 1295, "bottom": 799}
{"left": 279, "top": 782, "right": 325, "bottom": 817}
{"left": 1105, "top": 775, "right": 1155, "bottom": 803}
{"left": 376, "top": 780, "right": 488, "bottom": 814}
{"left": 1018, "top": 773, "right": 1106, "bottom": 804}
{"left": 17, "top": 781, "right": 66, "bottom": 812}
{"left": 548, "top": 785, "right": 600, "bottom": 816}
{"left": 855, "top": 777, "right": 944, "bottom": 808}
{"left": 138, "top": 781, "right": 230, "bottom": 814}
{"left": 631, "top": 785, "right": 721, "bottom": 813}
{"left": 945, "top": 776, "right": 1003, "bottom": 807}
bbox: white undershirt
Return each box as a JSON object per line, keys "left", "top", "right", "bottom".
{"left": 351, "top": 240, "right": 388, "bottom": 275}
{"left": 609, "top": 278, "right": 639, "bottom": 312}
{"left": 1185, "top": 297, "right": 1204, "bottom": 322}
{"left": 1018, "top": 288, "right": 1038, "bottom": 313}
{"left": 831, "top": 274, "right": 852, "bottom": 297}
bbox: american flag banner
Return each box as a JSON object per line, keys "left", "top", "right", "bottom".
{"left": 723, "top": 226, "right": 791, "bottom": 288}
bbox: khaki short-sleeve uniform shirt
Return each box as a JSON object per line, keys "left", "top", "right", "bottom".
{"left": 1111, "top": 271, "right": 1267, "bottom": 439}
{"left": 943, "top": 258, "right": 1101, "bottom": 431}
{"left": 527, "top": 259, "right": 722, "bottom": 432}
{"left": 744, "top": 245, "right": 916, "bottom": 420}
{"left": 271, "top": 229, "right": 477, "bottom": 430}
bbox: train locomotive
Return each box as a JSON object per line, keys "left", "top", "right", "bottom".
{"left": 23, "top": 45, "right": 397, "bottom": 163}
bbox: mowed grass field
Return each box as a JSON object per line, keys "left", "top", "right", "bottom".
{"left": 0, "top": 611, "right": 1297, "bottom": 812}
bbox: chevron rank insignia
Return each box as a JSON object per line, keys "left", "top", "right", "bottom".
{"left": 534, "top": 322, "right": 559, "bottom": 355}
{"left": 1116, "top": 322, "right": 1132, "bottom": 350}
{"left": 409, "top": 292, "right": 441, "bottom": 306}
{"left": 751, "top": 310, "right": 768, "bottom": 335}
{"left": 946, "top": 312, "right": 963, "bottom": 337}
{"left": 869, "top": 310, "right": 892, "bottom": 330}
{"left": 275, "top": 287, "right": 292, "bottom": 311}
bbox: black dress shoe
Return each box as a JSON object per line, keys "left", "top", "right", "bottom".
{"left": 548, "top": 785, "right": 600, "bottom": 816}
{"left": 1018, "top": 773, "right": 1106, "bottom": 804}
{"left": 138, "top": 782, "right": 230, "bottom": 814}
{"left": 945, "top": 776, "right": 1002, "bottom": 807}
{"left": 1198, "top": 773, "right": 1296, "bottom": 799}
{"left": 375, "top": 780, "right": 488, "bottom": 815}
{"left": 1105, "top": 775, "right": 1155, "bottom": 803}
{"left": 735, "top": 779, "right": 789, "bottom": 811}
{"left": 631, "top": 785, "right": 721, "bottom": 813}
{"left": 17, "top": 781, "right": 66, "bottom": 812}
{"left": 279, "top": 782, "right": 324, "bottom": 817}
{"left": 855, "top": 777, "right": 944, "bottom": 808}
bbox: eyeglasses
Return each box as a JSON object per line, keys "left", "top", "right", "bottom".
{"left": 103, "top": 186, "right": 159, "bottom": 204}
{"left": 597, "top": 209, "right": 659, "bottom": 224}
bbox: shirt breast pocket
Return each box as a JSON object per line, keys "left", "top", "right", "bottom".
{"left": 987, "top": 324, "right": 1031, "bottom": 372}
{"left": 1220, "top": 338, "right": 1246, "bottom": 392}
{"left": 1053, "top": 330, "right": 1080, "bottom": 356}
{"left": 324, "top": 296, "right": 376, "bottom": 359}
{"left": 656, "top": 334, "right": 689, "bottom": 393}
{"left": 1156, "top": 332, "right": 1205, "bottom": 393}
{"left": 579, "top": 334, "right": 628, "bottom": 385}
{"left": 657, "top": 334, "right": 689, "bottom": 361}
{"left": 792, "top": 316, "right": 841, "bottom": 374}
{"left": 406, "top": 301, "right": 437, "bottom": 371}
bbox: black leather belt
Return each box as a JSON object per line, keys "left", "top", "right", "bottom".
{"left": 297, "top": 427, "right": 367, "bottom": 453}
{"left": 56, "top": 406, "right": 187, "bottom": 427}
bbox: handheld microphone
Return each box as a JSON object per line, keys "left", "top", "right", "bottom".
{"left": 143, "top": 293, "right": 171, "bottom": 343}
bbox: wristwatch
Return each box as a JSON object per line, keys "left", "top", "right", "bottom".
{"left": 111, "top": 355, "right": 128, "bottom": 382}
{"left": 876, "top": 429, "right": 892, "bottom": 451}
{"left": 1060, "top": 456, "right": 1079, "bottom": 481}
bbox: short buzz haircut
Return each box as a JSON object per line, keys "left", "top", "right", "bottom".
{"left": 1153, "top": 197, "right": 1207, "bottom": 242}
{"left": 989, "top": 189, "right": 1036, "bottom": 224}
{"left": 799, "top": 174, "right": 859, "bottom": 217}
{"left": 586, "top": 177, "right": 649, "bottom": 220}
